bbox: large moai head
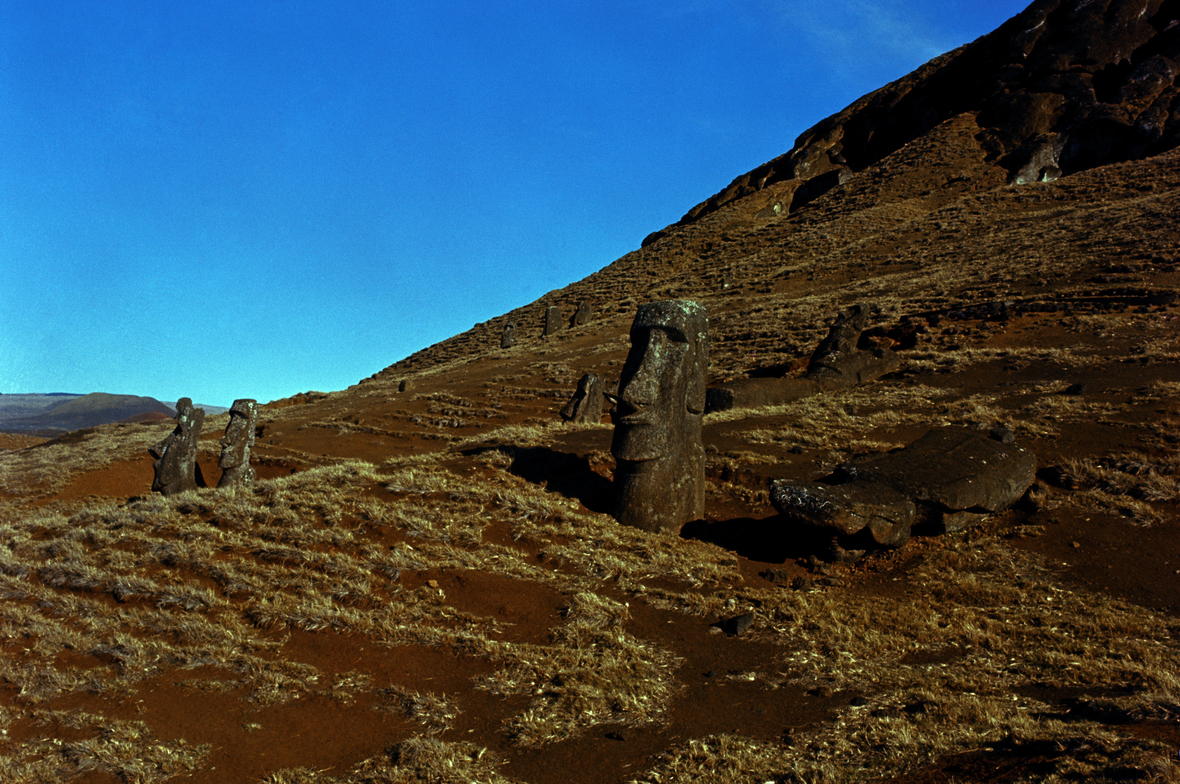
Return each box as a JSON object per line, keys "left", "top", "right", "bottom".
{"left": 610, "top": 300, "right": 709, "bottom": 532}
{"left": 500, "top": 322, "right": 517, "bottom": 349}
{"left": 150, "top": 397, "right": 205, "bottom": 496}
{"left": 217, "top": 399, "right": 258, "bottom": 488}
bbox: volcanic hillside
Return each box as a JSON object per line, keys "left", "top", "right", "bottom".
{"left": 1, "top": 1, "right": 1179, "bottom": 783}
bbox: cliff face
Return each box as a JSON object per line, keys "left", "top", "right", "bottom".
{"left": 659, "top": 0, "right": 1180, "bottom": 237}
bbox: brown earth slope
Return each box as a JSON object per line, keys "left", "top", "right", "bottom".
{"left": 1, "top": 1, "right": 1179, "bottom": 782}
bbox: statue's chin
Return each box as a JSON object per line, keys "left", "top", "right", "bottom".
{"left": 612, "top": 431, "right": 668, "bottom": 465}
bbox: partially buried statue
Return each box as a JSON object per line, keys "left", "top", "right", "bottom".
{"left": 217, "top": 399, "right": 258, "bottom": 488}
{"left": 611, "top": 300, "right": 709, "bottom": 533}
{"left": 149, "top": 398, "right": 205, "bottom": 496}
{"left": 560, "top": 373, "right": 605, "bottom": 423}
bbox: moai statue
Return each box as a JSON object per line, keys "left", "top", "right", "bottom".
{"left": 543, "top": 306, "right": 562, "bottom": 337}
{"left": 560, "top": 373, "right": 605, "bottom": 423}
{"left": 149, "top": 398, "right": 205, "bottom": 496}
{"left": 399, "top": 379, "right": 414, "bottom": 393}
{"left": 571, "top": 301, "right": 592, "bottom": 328}
{"left": 610, "top": 300, "right": 709, "bottom": 533}
{"left": 501, "top": 322, "right": 517, "bottom": 349}
{"left": 217, "top": 399, "right": 258, "bottom": 488}
{"left": 805, "top": 303, "right": 899, "bottom": 388}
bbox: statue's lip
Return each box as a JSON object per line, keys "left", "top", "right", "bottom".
{"left": 616, "top": 410, "right": 654, "bottom": 425}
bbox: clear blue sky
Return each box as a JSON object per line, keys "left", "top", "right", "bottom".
{"left": 1, "top": 0, "right": 1031, "bottom": 406}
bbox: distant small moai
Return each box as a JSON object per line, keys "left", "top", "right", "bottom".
{"left": 610, "top": 300, "right": 709, "bottom": 533}
{"left": 217, "top": 399, "right": 258, "bottom": 488}
{"left": 399, "top": 379, "right": 414, "bottom": 393}
{"left": 543, "top": 306, "right": 562, "bottom": 337}
{"left": 501, "top": 322, "right": 517, "bottom": 349}
{"left": 560, "top": 373, "right": 605, "bottom": 424}
{"left": 149, "top": 397, "right": 205, "bottom": 496}
{"left": 571, "top": 301, "right": 592, "bottom": 328}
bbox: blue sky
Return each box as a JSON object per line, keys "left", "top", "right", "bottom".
{"left": 1, "top": 0, "right": 1030, "bottom": 406}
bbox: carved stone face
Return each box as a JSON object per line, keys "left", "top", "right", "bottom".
{"left": 612, "top": 301, "right": 708, "bottom": 462}
{"left": 218, "top": 399, "right": 256, "bottom": 470}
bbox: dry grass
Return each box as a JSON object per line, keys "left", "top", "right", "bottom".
{"left": 0, "top": 420, "right": 175, "bottom": 497}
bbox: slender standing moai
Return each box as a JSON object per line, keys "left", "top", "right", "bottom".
{"left": 610, "top": 300, "right": 709, "bottom": 533}
{"left": 149, "top": 397, "right": 205, "bottom": 495}
{"left": 217, "top": 399, "right": 258, "bottom": 488}
{"left": 543, "top": 306, "right": 562, "bottom": 337}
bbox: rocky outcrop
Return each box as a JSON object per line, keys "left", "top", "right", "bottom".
{"left": 674, "top": 0, "right": 1180, "bottom": 227}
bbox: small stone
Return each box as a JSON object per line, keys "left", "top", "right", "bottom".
{"left": 989, "top": 424, "right": 1016, "bottom": 444}
{"left": 1071, "top": 541, "right": 1081, "bottom": 549}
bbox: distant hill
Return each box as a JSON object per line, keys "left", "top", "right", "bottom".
{"left": 0, "top": 393, "right": 176, "bottom": 435}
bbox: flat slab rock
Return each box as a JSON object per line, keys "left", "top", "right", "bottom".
{"left": 771, "top": 427, "right": 1036, "bottom": 546}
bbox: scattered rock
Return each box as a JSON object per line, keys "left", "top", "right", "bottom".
{"left": 715, "top": 612, "right": 756, "bottom": 636}
{"left": 989, "top": 424, "right": 1016, "bottom": 444}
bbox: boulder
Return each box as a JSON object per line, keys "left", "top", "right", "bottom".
{"left": 771, "top": 427, "right": 1036, "bottom": 551}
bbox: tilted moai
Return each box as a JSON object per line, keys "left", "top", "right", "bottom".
{"left": 217, "top": 399, "right": 258, "bottom": 488}
{"left": 571, "top": 301, "right": 592, "bottom": 328}
{"left": 560, "top": 373, "right": 605, "bottom": 423}
{"left": 149, "top": 397, "right": 205, "bottom": 496}
{"left": 610, "top": 300, "right": 709, "bottom": 533}
{"left": 543, "top": 306, "right": 562, "bottom": 337}
{"left": 500, "top": 322, "right": 517, "bottom": 349}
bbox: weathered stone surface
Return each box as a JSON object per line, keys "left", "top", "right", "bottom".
{"left": 399, "top": 379, "right": 413, "bottom": 393}
{"left": 543, "top": 306, "right": 562, "bottom": 337}
{"left": 770, "top": 482, "right": 916, "bottom": 547}
{"left": 805, "top": 304, "right": 900, "bottom": 388}
{"left": 500, "top": 322, "right": 517, "bottom": 349}
{"left": 217, "top": 399, "right": 258, "bottom": 488}
{"left": 560, "top": 373, "right": 605, "bottom": 424}
{"left": 149, "top": 398, "right": 205, "bottom": 496}
{"left": 771, "top": 427, "right": 1036, "bottom": 550}
{"left": 611, "top": 300, "right": 709, "bottom": 533}
{"left": 571, "top": 301, "right": 592, "bottom": 327}
{"left": 854, "top": 427, "right": 1037, "bottom": 517}
{"left": 705, "top": 378, "right": 820, "bottom": 413}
